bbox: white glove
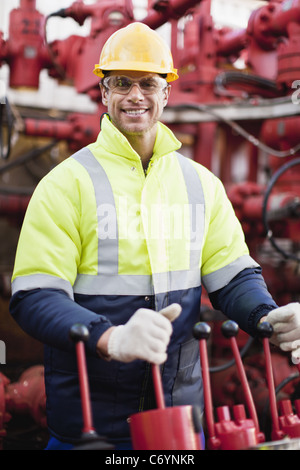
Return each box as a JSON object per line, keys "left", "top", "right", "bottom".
{"left": 107, "top": 303, "right": 182, "bottom": 364}
{"left": 266, "top": 302, "right": 300, "bottom": 352}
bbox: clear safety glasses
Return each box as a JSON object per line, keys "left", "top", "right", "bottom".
{"left": 102, "top": 75, "right": 169, "bottom": 95}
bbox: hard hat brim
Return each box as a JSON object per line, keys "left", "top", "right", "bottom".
{"left": 93, "top": 62, "right": 178, "bottom": 82}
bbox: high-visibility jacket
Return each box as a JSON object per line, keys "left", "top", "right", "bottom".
{"left": 10, "top": 114, "right": 275, "bottom": 445}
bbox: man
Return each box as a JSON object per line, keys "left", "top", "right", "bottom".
{"left": 9, "top": 22, "right": 300, "bottom": 450}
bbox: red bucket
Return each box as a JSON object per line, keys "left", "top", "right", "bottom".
{"left": 129, "top": 405, "right": 202, "bottom": 450}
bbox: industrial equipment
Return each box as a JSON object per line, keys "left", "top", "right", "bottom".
{"left": 129, "top": 363, "right": 202, "bottom": 450}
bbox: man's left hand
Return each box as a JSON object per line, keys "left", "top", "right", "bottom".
{"left": 265, "top": 302, "right": 300, "bottom": 352}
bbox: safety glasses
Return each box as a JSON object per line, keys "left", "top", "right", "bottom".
{"left": 102, "top": 75, "right": 169, "bottom": 95}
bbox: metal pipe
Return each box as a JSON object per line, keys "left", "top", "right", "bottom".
{"left": 143, "top": 0, "right": 202, "bottom": 29}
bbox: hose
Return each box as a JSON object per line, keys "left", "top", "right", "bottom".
{"left": 262, "top": 157, "right": 300, "bottom": 263}
{"left": 43, "top": 14, "right": 67, "bottom": 80}
{"left": 209, "top": 336, "right": 254, "bottom": 373}
{"left": 214, "top": 71, "right": 280, "bottom": 99}
{"left": 0, "top": 140, "right": 58, "bottom": 196}
{"left": 166, "top": 101, "right": 300, "bottom": 158}
{"left": 0, "top": 97, "right": 15, "bottom": 160}
{"left": 0, "top": 139, "right": 58, "bottom": 176}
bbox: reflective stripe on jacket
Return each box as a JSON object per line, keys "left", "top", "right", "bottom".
{"left": 12, "top": 115, "right": 257, "bottom": 300}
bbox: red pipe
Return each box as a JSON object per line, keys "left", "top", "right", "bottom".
{"left": 268, "top": 0, "right": 300, "bottom": 34}
{"left": 25, "top": 118, "right": 73, "bottom": 141}
{"left": 20, "top": 0, "right": 36, "bottom": 10}
{"left": 143, "top": 0, "right": 201, "bottom": 29}
{"left": 0, "top": 194, "right": 31, "bottom": 217}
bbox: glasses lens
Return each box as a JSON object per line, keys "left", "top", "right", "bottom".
{"left": 104, "top": 76, "right": 167, "bottom": 95}
{"left": 139, "top": 77, "right": 163, "bottom": 94}
{"left": 114, "top": 76, "right": 132, "bottom": 93}
{"left": 103, "top": 76, "right": 131, "bottom": 94}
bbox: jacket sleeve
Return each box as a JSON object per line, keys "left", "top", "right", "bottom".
{"left": 9, "top": 157, "right": 113, "bottom": 356}
{"left": 208, "top": 267, "right": 278, "bottom": 336}
{"left": 201, "top": 172, "right": 259, "bottom": 293}
{"left": 9, "top": 288, "right": 113, "bottom": 356}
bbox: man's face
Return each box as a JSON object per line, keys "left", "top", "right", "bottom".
{"left": 100, "top": 71, "right": 170, "bottom": 139}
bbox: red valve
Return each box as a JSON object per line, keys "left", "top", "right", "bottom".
{"left": 256, "top": 321, "right": 300, "bottom": 441}
{"left": 193, "top": 320, "right": 265, "bottom": 450}
{"left": 278, "top": 400, "right": 300, "bottom": 438}
{"left": 3, "top": 1, "right": 50, "bottom": 89}
{"left": 129, "top": 350, "right": 202, "bottom": 450}
{"left": 214, "top": 404, "right": 259, "bottom": 450}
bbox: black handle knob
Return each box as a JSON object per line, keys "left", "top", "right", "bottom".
{"left": 221, "top": 320, "right": 239, "bottom": 338}
{"left": 193, "top": 322, "right": 211, "bottom": 340}
{"left": 256, "top": 321, "right": 273, "bottom": 339}
{"left": 69, "top": 324, "right": 90, "bottom": 343}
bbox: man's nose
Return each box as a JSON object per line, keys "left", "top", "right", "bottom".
{"left": 127, "top": 83, "right": 144, "bottom": 100}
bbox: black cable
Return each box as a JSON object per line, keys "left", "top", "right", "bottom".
{"left": 43, "top": 14, "right": 67, "bottom": 80}
{"left": 0, "top": 140, "right": 58, "bottom": 196}
{"left": 0, "top": 139, "right": 58, "bottom": 176}
{"left": 0, "top": 97, "right": 15, "bottom": 160}
{"left": 209, "top": 336, "right": 254, "bottom": 373}
{"left": 47, "top": 9, "right": 67, "bottom": 19}
{"left": 166, "top": 101, "right": 300, "bottom": 158}
{"left": 262, "top": 157, "right": 300, "bottom": 262}
{"left": 275, "top": 373, "right": 300, "bottom": 396}
{"left": 261, "top": 372, "right": 300, "bottom": 436}
{"left": 214, "top": 71, "right": 280, "bottom": 99}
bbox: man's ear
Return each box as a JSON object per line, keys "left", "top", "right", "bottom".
{"left": 100, "top": 83, "right": 108, "bottom": 106}
{"left": 162, "top": 85, "right": 171, "bottom": 108}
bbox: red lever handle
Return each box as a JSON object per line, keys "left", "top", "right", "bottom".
{"left": 152, "top": 364, "right": 166, "bottom": 409}
{"left": 257, "top": 321, "right": 285, "bottom": 440}
{"left": 193, "top": 322, "right": 217, "bottom": 443}
{"left": 69, "top": 324, "right": 95, "bottom": 434}
{"left": 221, "top": 321, "right": 261, "bottom": 437}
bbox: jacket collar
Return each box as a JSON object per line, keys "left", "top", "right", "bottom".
{"left": 96, "top": 113, "right": 182, "bottom": 162}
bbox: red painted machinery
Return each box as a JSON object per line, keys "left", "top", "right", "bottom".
{"left": 193, "top": 320, "right": 300, "bottom": 450}
{"left": 70, "top": 323, "right": 202, "bottom": 450}
{"left": 193, "top": 320, "right": 266, "bottom": 450}
{"left": 129, "top": 363, "right": 202, "bottom": 450}
{"left": 0, "top": 0, "right": 300, "bottom": 449}
{"left": 0, "top": 366, "right": 46, "bottom": 450}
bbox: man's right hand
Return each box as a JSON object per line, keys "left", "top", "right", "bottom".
{"left": 104, "top": 303, "right": 182, "bottom": 364}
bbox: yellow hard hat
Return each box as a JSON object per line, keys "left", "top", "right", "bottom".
{"left": 93, "top": 22, "right": 178, "bottom": 82}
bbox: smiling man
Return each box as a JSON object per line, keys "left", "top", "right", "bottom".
{"left": 100, "top": 72, "right": 171, "bottom": 168}
{"left": 9, "top": 22, "right": 300, "bottom": 450}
